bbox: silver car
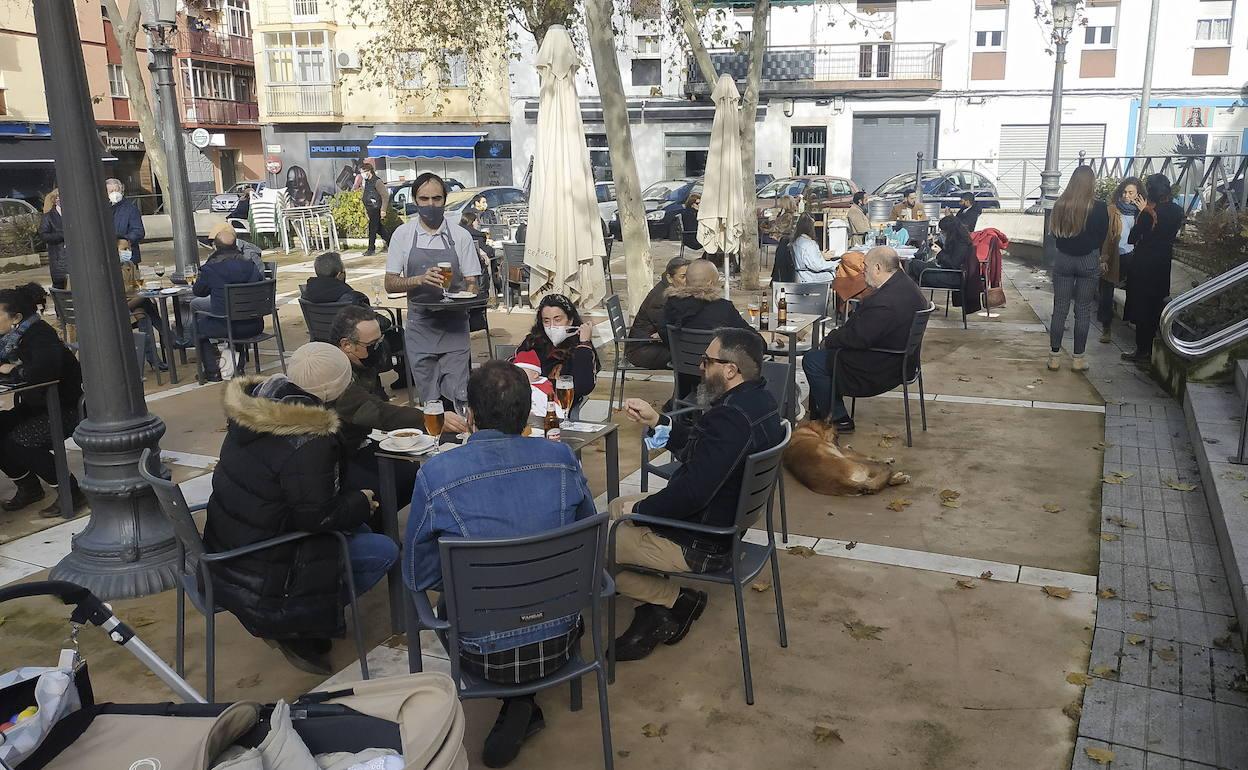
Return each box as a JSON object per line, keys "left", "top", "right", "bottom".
{"left": 211, "top": 181, "right": 265, "bottom": 213}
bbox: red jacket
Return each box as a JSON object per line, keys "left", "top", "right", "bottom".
{"left": 971, "top": 228, "right": 1008, "bottom": 289}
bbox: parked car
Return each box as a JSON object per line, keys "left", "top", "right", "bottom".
{"left": 0, "top": 198, "right": 40, "bottom": 255}
{"left": 610, "top": 177, "right": 702, "bottom": 241}
{"left": 210, "top": 181, "right": 265, "bottom": 213}
{"left": 754, "top": 173, "right": 775, "bottom": 191}
{"left": 755, "top": 175, "right": 859, "bottom": 239}
{"left": 595, "top": 181, "right": 618, "bottom": 229}
{"left": 391, "top": 184, "right": 526, "bottom": 221}
{"left": 872, "top": 169, "right": 1001, "bottom": 212}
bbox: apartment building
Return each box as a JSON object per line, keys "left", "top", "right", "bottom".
{"left": 510, "top": 0, "right": 1248, "bottom": 203}
{"left": 0, "top": 0, "right": 263, "bottom": 211}
{"left": 252, "top": 0, "right": 513, "bottom": 197}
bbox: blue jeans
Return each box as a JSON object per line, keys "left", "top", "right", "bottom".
{"left": 802, "top": 349, "right": 849, "bottom": 421}
{"left": 347, "top": 526, "right": 398, "bottom": 595}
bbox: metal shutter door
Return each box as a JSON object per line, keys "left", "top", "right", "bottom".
{"left": 851, "top": 113, "right": 938, "bottom": 193}
{"left": 996, "top": 124, "right": 1106, "bottom": 205}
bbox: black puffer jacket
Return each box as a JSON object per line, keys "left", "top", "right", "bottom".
{"left": 203, "top": 375, "right": 372, "bottom": 640}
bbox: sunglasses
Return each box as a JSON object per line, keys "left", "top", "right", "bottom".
{"left": 700, "top": 354, "right": 734, "bottom": 367}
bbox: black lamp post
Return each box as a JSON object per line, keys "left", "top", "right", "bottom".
{"left": 35, "top": 0, "right": 180, "bottom": 598}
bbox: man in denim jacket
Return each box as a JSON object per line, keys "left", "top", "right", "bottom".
{"left": 403, "top": 360, "right": 595, "bottom": 768}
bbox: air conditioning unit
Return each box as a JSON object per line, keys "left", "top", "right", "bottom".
{"left": 337, "top": 51, "right": 361, "bottom": 71}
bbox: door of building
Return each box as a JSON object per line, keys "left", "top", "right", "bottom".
{"left": 996, "top": 123, "right": 1106, "bottom": 206}
{"left": 219, "top": 149, "right": 238, "bottom": 191}
{"left": 791, "top": 127, "right": 826, "bottom": 176}
{"left": 850, "top": 113, "right": 938, "bottom": 194}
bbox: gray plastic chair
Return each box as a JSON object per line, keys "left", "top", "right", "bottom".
{"left": 204, "top": 279, "right": 287, "bottom": 378}
{"left": 406, "top": 513, "right": 615, "bottom": 770}
{"left": 492, "top": 344, "right": 517, "bottom": 361}
{"left": 604, "top": 294, "right": 665, "bottom": 412}
{"left": 918, "top": 267, "right": 968, "bottom": 330}
{"left": 299, "top": 298, "right": 354, "bottom": 344}
{"left": 666, "top": 325, "right": 716, "bottom": 409}
{"left": 502, "top": 242, "right": 527, "bottom": 309}
{"left": 768, "top": 281, "right": 832, "bottom": 355}
{"left": 137, "top": 448, "right": 370, "bottom": 702}
{"left": 49, "top": 288, "right": 77, "bottom": 350}
{"left": 609, "top": 421, "right": 792, "bottom": 705}
{"left": 836, "top": 304, "right": 935, "bottom": 447}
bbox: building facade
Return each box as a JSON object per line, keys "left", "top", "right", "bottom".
{"left": 252, "top": 0, "right": 513, "bottom": 200}
{"left": 510, "top": 0, "right": 1248, "bottom": 205}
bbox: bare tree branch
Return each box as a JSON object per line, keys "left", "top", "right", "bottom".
{"left": 102, "top": 0, "right": 168, "bottom": 192}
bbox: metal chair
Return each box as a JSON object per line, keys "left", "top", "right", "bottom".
{"left": 137, "top": 448, "right": 370, "bottom": 703}
{"left": 49, "top": 288, "right": 77, "bottom": 350}
{"left": 502, "top": 242, "right": 527, "bottom": 310}
{"left": 203, "top": 279, "right": 288, "bottom": 378}
{"left": 768, "top": 281, "right": 831, "bottom": 354}
{"left": 604, "top": 294, "right": 665, "bottom": 413}
{"left": 918, "top": 267, "right": 969, "bottom": 330}
{"left": 299, "top": 298, "right": 354, "bottom": 344}
{"left": 666, "top": 325, "right": 716, "bottom": 410}
{"left": 836, "top": 304, "right": 935, "bottom": 447}
{"left": 407, "top": 513, "right": 615, "bottom": 770}
{"left": 609, "top": 421, "right": 792, "bottom": 705}
{"left": 262, "top": 260, "right": 277, "bottom": 282}
{"left": 492, "top": 343, "right": 518, "bottom": 361}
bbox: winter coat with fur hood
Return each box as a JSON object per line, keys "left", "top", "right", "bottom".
{"left": 203, "top": 375, "right": 372, "bottom": 641}
{"left": 658, "top": 282, "right": 754, "bottom": 346}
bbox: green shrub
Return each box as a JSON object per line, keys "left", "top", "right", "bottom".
{"left": 1181, "top": 207, "right": 1248, "bottom": 339}
{"left": 329, "top": 190, "right": 403, "bottom": 239}
{"left": 1094, "top": 176, "right": 1120, "bottom": 203}
{"left": 0, "top": 215, "right": 41, "bottom": 258}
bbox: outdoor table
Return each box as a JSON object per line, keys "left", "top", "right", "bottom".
{"left": 758, "top": 312, "right": 822, "bottom": 422}
{"left": 374, "top": 293, "right": 494, "bottom": 404}
{"left": 373, "top": 417, "right": 620, "bottom": 633}
{"left": 0, "top": 379, "right": 72, "bottom": 518}
{"left": 138, "top": 286, "right": 193, "bottom": 384}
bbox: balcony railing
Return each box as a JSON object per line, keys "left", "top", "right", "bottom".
{"left": 178, "top": 29, "right": 254, "bottom": 61}
{"left": 255, "top": 0, "right": 332, "bottom": 24}
{"left": 685, "top": 42, "right": 944, "bottom": 96}
{"left": 264, "top": 84, "right": 341, "bottom": 118}
{"left": 184, "top": 98, "right": 260, "bottom": 125}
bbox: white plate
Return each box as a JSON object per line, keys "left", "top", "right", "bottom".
{"left": 160, "top": 287, "right": 183, "bottom": 295}
{"left": 446, "top": 291, "right": 477, "bottom": 299}
{"left": 378, "top": 435, "right": 436, "bottom": 454}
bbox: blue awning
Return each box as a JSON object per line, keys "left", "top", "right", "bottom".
{"left": 366, "top": 134, "right": 483, "bottom": 160}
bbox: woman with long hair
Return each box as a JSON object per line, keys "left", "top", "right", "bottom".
{"left": 1122, "top": 174, "right": 1183, "bottom": 363}
{"left": 516, "top": 294, "right": 600, "bottom": 407}
{"left": 1099, "top": 176, "right": 1143, "bottom": 343}
{"left": 791, "top": 213, "right": 836, "bottom": 283}
{"left": 906, "top": 214, "right": 972, "bottom": 289}
{"left": 1047, "top": 165, "right": 1109, "bottom": 372}
{"left": 39, "top": 189, "right": 67, "bottom": 289}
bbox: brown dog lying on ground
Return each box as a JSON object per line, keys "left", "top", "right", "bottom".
{"left": 784, "top": 420, "right": 911, "bottom": 496}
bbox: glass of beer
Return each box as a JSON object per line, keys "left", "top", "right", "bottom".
{"left": 556, "top": 375, "right": 575, "bottom": 413}
{"left": 747, "top": 302, "right": 760, "bottom": 327}
{"left": 437, "top": 261, "right": 454, "bottom": 301}
{"left": 423, "top": 400, "right": 445, "bottom": 447}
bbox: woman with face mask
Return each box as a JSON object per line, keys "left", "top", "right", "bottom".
{"left": 106, "top": 178, "right": 145, "bottom": 264}
{"left": 516, "top": 294, "right": 599, "bottom": 409}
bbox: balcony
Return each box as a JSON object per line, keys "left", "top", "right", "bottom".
{"left": 184, "top": 98, "right": 260, "bottom": 126}
{"left": 684, "top": 42, "right": 944, "bottom": 97}
{"left": 178, "top": 29, "right": 254, "bottom": 62}
{"left": 255, "top": 0, "right": 333, "bottom": 25}
{"left": 264, "top": 84, "right": 341, "bottom": 119}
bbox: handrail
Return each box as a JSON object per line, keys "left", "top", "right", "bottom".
{"left": 1160, "top": 260, "right": 1248, "bottom": 359}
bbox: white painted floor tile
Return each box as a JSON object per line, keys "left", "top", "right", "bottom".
{"left": 744, "top": 529, "right": 817, "bottom": 548}
{"left": 161, "top": 450, "right": 218, "bottom": 470}
{"left": 933, "top": 394, "right": 1034, "bottom": 409}
{"left": 1031, "top": 401, "right": 1105, "bottom": 413}
{"left": 1016, "top": 566, "right": 1097, "bottom": 594}
{"left": 647, "top": 374, "right": 675, "bottom": 383}
{"left": 0, "top": 516, "right": 89, "bottom": 569}
{"left": 0, "top": 554, "right": 44, "bottom": 585}
{"left": 812, "top": 538, "right": 1021, "bottom": 582}
{"left": 178, "top": 472, "right": 216, "bottom": 509}
{"left": 874, "top": 390, "right": 938, "bottom": 402}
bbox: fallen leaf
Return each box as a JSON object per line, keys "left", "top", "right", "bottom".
{"left": 1043, "top": 586, "right": 1073, "bottom": 599}
{"left": 957, "top": 376, "right": 972, "bottom": 382}
{"left": 1085, "top": 746, "right": 1116, "bottom": 765}
{"left": 1151, "top": 582, "right": 1172, "bottom": 592}
{"left": 750, "top": 581, "right": 771, "bottom": 593}
{"left": 641, "top": 723, "right": 669, "bottom": 739}
{"left": 0, "top": 616, "right": 5, "bottom": 627}
{"left": 1132, "top": 612, "right": 1155, "bottom": 622}
{"left": 235, "top": 673, "right": 261, "bottom": 689}
{"left": 786, "top": 545, "right": 816, "bottom": 558}
{"left": 941, "top": 499, "right": 962, "bottom": 509}
{"left": 878, "top": 438, "right": 895, "bottom": 449}
{"left": 1092, "top": 442, "right": 1110, "bottom": 451}
{"left": 1100, "top": 533, "right": 1120, "bottom": 542}
{"left": 1106, "top": 516, "right": 1139, "bottom": 530}
{"left": 980, "top": 571, "right": 994, "bottom": 580}
{"left": 1156, "top": 647, "right": 1177, "bottom": 662}
{"left": 1043, "top": 503, "right": 1065, "bottom": 513}
{"left": 1062, "top": 701, "right": 1083, "bottom": 721}
{"left": 617, "top": 751, "right": 631, "bottom": 759}
{"left": 812, "top": 724, "right": 843, "bottom": 745}
{"left": 1221, "top": 470, "right": 1247, "bottom": 481}
{"left": 1092, "top": 666, "right": 1119, "bottom": 679}
{"left": 1213, "top": 635, "right": 1235, "bottom": 651}
{"left": 1126, "top": 635, "right": 1145, "bottom": 645}
{"left": 845, "top": 541, "right": 858, "bottom": 550}
{"left": 1103, "top": 474, "right": 1126, "bottom": 485}
{"left": 954, "top": 579, "right": 976, "bottom": 590}
{"left": 1164, "top": 479, "right": 1197, "bottom": 492}
{"left": 1111, "top": 471, "right": 1134, "bottom": 480}
{"left": 1229, "top": 674, "right": 1248, "bottom": 693}
{"left": 886, "top": 498, "right": 912, "bottom": 512}
{"left": 1066, "top": 672, "right": 1091, "bottom": 686}
{"left": 939, "top": 489, "right": 961, "bottom": 501}
{"left": 1097, "top": 588, "right": 1118, "bottom": 600}
{"left": 843, "top": 620, "right": 885, "bottom": 641}
{"left": 881, "top": 432, "right": 898, "bottom": 440}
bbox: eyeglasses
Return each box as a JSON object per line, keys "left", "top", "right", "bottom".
{"left": 700, "top": 354, "right": 734, "bottom": 367}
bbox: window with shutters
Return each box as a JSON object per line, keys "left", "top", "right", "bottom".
{"left": 108, "top": 64, "right": 128, "bottom": 98}
{"left": 1083, "top": 25, "right": 1115, "bottom": 47}
{"left": 1196, "top": 18, "right": 1231, "bottom": 43}
{"left": 974, "top": 30, "right": 1004, "bottom": 49}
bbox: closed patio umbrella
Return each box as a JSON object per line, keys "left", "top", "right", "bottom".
{"left": 524, "top": 25, "right": 607, "bottom": 310}
{"left": 697, "top": 74, "right": 746, "bottom": 299}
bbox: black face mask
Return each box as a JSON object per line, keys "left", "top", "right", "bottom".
{"left": 361, "top": 341, "right": 386, "bottom": 370}
{"left": 417, "top": 204, "right": 445, "bottom": 228}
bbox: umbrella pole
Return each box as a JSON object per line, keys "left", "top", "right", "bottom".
{"left": 724, "top": 255, "right": 731, "bottom": 300}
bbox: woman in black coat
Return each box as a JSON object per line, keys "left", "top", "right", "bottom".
{"left": 0, "top": 283, "right": 84, "bottom": 516}
{"left": 681, "top": 193, "right": 703, "bottom": 254}
{"left": 660, "top": 259, "right": 756, "bottom": 398}
{"left": 517, "top": 293, "right": 600, "bottom": 407}
{"left": 1122, "top": 174, "right": 1184, "bottom": 363}
{"left": 626, "top": 256, "right": 689, "bottom": 369}
{"left": 906, "top": 215, "right": 983, "bottom": 314}
{"left": 39, "top": 190, "right": 68, "bottom": 289}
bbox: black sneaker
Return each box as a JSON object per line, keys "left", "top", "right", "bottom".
{"left": 362, "top": 250, "right": 376, "bottom": 257}
{"left": 2, "top": 475, "right": 45, "bottom": 512}
{"left": 482, "top": 697, "right": 545, "bottom": 768}
{"left": 831, "top": 416, "right": 856, "bottom": 434}
{"left": 1121, "top": 350, "right": 1149, "bottom": 363}
{"left": 663, "top": 588, "right": 707, "bottom": 646}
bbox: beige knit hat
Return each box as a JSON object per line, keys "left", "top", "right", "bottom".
{"left": 287, "top": 342, "right": 353, "bottom": 403}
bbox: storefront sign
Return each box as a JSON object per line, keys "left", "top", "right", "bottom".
{"left": 474, "top": 140, "right": 511, "bottom": 160}
{"left": 190, "top": 128, "right": 211, "bottom": 149}
{"left": 99, "top": 132, "right": 144, "bottom": 152}
{"left": 265, "top": 155, "right": 283, "bottom": 174}
{"left": 266, "top": 144, "right": 283, "bottom": 154}
{"left": 308, "top": 140, "right": 371, "bottom": 159}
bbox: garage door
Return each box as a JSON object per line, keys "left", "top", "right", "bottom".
{"left": 851, "top": 113, "right": 938, "bottom": 193}
{"left": 996, "top": 124, "right": 1106, "bottom": 205}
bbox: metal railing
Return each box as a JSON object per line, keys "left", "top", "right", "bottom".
{"left": 183, "top": 98, "right": 260, "bottom": 125}
{"left": 254, "top": 0, "right": 332, "bottom": 24}
{"left": 263, "top": 84, "right": 341, "bottom": 117}
{"left": 177, "top": 29, "right": 254, "bottom": 61}
{"left": 685, "top": 42, "right": 943, "bottom": 92}
{"left": 1082, "top": 153, "right": 1248, "bottom": 219}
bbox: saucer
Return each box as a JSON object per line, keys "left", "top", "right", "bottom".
{"left": 378, "top": 435, "right": 436, "bottom": 454}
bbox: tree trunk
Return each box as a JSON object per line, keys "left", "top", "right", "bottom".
{"left": 676, "top": 0, "right": 716, "bottom": 84}
{"left": 737, "top": 0, "right": 769, "bottom": 291}
{"left": 103, "top": 0, "right": 168, "bottom": 193}
{"left": 584, "top": 0, "right": 652, "bottom": 314}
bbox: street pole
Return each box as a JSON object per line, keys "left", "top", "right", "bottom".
{"left": 147, "top": 23, "right": 199, "bottom": 282}
{"left": 34, "top": 0, "right": 180, "bottom": 599}
{"left": 1040, "top": 0, "right": 1077, "bottom": 268}
{"left": 1134, "top": 0, "right": 1161, "bottom": 160}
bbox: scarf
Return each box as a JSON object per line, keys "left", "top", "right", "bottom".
{"left": 0, "top": 315, "right": 39, "bottom": 363}
{"left": 1115, "top": 199, "right": 1139, "bottom": 218}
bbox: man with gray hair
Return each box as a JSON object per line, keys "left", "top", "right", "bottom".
{"left": 802, "top": 246, "right": 927, "bottom": 433}
{"left": 106, "top": 177, "right": 145, "bottom": 264}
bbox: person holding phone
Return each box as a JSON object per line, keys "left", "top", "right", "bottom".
{"left": 516, "top": 293, "right": 599, "bottom": 409}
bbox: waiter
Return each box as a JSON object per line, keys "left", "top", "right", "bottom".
{"left": 384, "top": 173, "right": 480, "bottom": 409}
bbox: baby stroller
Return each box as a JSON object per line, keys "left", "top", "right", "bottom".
{"left": 0, "top": 581, "right": 467, "bottom": 770}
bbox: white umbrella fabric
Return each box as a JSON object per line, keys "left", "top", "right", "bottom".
{"left": 524, "top": 25, "right": 607, "bottom": 310}
{"left": 697, "top": 74, "right": 746, "bottom": 299}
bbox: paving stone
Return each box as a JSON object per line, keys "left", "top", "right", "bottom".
{"left": 1192, "top": 543, "right": 1226, "bottom": 577}
{"left": 1177, "top": 643, "right": 1211, "bottom": 701}
{"left": 1165, "top": 513, "right": 1192, "bottom": 542}
{"left": 1147, "top": 537, "right": 1175, "bottom": 571}
{"left": 1148, "top": 688, "right": 1186, "bottom": 756}
{"left": 1213, "top": 701, "right": 1248, "bottom": 769}
{"left": 1187, "top": 517, "right": 1218, "bottom": 546}
{"left": 1172, "top": 571, "right": 1205, "bottom": 612}
{"left": 1211, "top": 648, "right": 1248, "bottom": 708}
{"left": 1142, "top": 486, "right": 1166, "bottom": 512}
{"left": 1073, "top": 738, "right": 1147, "bottom": 770}
{"left": 1179, "top": 695, "right": 1217, "bottom": 764}
{"left": 1166, "top": 539, "right": 1197, "bottom": 574}
{"left": 1143, "top": 509, "right": 1168, "bottom": 539}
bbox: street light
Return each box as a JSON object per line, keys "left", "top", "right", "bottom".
{"left": 1040, "top": 0, "right": 1078, "bottom": 266}
{"left": 34, "top": 0, "right": 180, "bottom": 599}
{"left": 140, "top": 0, "right": 199, "bottom": 283}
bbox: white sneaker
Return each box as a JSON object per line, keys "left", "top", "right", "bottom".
{"left": 1046, "top": 353, "right": 1061, "bottom": 371}
{"left": 1071, "top": 355, "right": 1089, "bottom": 372}
{"left": 218, "top": 344, "right": 235, "bottom": 379}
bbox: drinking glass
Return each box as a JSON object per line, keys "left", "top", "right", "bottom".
{"left": 154, "top": 263, "right": 166, "bottom": 284}
{"left": 747, "top": 303, "right": 760, "bottom": 327}
{"left": 556, "top": 375, "right": 575, "bottom": 413}
{"left": 438, "top": 262, "right": 454, "bottom": 302}
{"left": 423, "top": 400, "right": 445, "bottom": 447}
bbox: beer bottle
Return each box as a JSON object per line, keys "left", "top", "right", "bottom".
{"left": 759, "top": 297, "right": 770, "bottom": 331}
{"left": 875, "top": 224, "right": 886, "bottom": 246}
{"left": 544, "top": 393, "right": 561, "bottom": 441}
{"left": 776, "top": 288, "right": 788, "bottom": 327}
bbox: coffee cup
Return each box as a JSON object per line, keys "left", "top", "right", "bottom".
{"left": 388, "top": 428, "right": 424, "bottom": 450}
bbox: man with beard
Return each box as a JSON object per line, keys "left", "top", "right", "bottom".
{"left": 613, "top": 328, "right": 784, "bottom": 662}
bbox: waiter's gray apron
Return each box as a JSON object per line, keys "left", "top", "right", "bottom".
{"left": 404, "top": 230, "right": 470, "bottom": 406}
